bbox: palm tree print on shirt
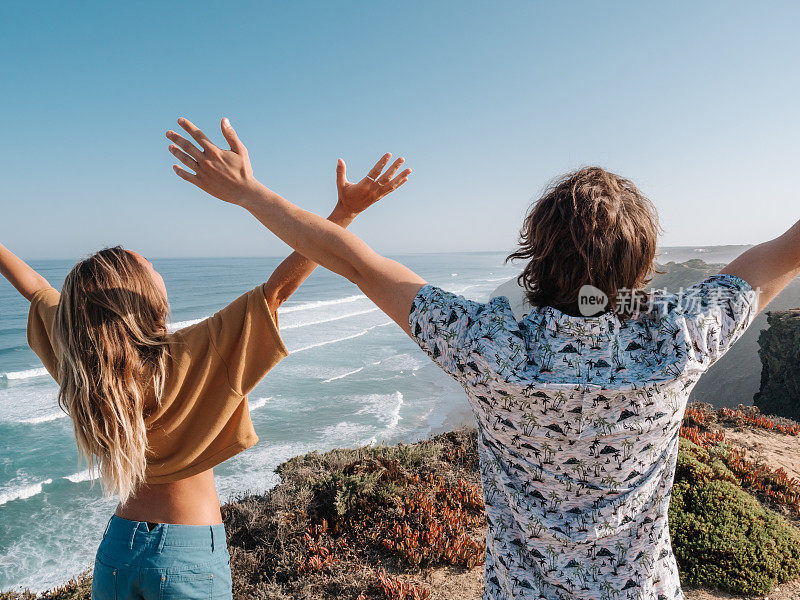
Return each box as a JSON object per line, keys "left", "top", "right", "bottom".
{"left": 409, "top": 274, "right": 757, "bottom": 600}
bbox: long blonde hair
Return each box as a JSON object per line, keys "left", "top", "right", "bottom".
{"left": 54, "top": 247, "right": 169, "bottom": 504}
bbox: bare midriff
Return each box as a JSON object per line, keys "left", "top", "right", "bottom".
{"left": 115, "top": 468, "right": 222, "bottom": 525}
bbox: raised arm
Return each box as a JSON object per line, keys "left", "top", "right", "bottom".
{"left": 260, "top": 204, "right": 354, "bottom": 311}
{"left": 233, "top": 153, "right": 409, "bottom": 311}
{"left": 719, "top": 219, "right": 800, "bottom": 313}
{"left": 166, "top": 118, "right": 426, "bottom": 334}
{"left": 0, "top": 243, "right": 50, "bottom": 301}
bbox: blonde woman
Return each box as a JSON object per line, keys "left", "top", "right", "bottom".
{"left": 0, "top": 145, "right": 410, "bottom": 600}
{"left": 167, "top": 116, "right": 800, "bottom": 600}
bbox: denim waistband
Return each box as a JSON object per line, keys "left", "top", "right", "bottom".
{"left": 103, "top": 515, "right": 227, "bottom": 551}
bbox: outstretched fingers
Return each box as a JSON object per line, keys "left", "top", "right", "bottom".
{"left": 178, "top": 117, "right": 215, "bottom": 150}
{"left": 165, "top": 130, "right": 203, "bottom": 160}
{"left": 172, "top": 165, "right": 197, "bottom": 182}
{"left": 387, "top": 168, "right": 412, "bottom": 191}
{"left": 220, "top": 117, "right": 245, "bottom": 153}
{"left": 337, "top": 158, "right": 347, "bottom": 188}
{"left": 377, "top": 157, "right": 405, "bottom": 184}
{"left": 168, "top": 144, "right": 199, "bottom": 171}
{"left": 367, "top": 153, "right": 392, "bottom": 180}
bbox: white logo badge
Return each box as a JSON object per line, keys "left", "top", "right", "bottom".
{"left": 578, "top": 284, "right": 608, "bottom": 317}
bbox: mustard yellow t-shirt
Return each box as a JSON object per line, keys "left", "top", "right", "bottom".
{"left": 27, "top": 283, "right": 289, "bottom": 483}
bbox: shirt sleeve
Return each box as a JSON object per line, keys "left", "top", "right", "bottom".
{"left": 26, "top": 286, "right": 61, "bottom": 381}
{"left": 409, "top": 284, "right": 521, "bottom": 380}
{"left": 675, "top": 273, "right": 758, "bottom": 367}
{"left": 203, "top": 282, "right": 290, "bottom": 396}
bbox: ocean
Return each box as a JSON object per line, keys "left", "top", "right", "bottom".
{"left": 0, "top": 247, "right": 754, "bottom": 591}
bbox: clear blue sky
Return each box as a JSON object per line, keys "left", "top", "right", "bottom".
{"left": 1, "top": 1, "right": 798, "bottom": 259}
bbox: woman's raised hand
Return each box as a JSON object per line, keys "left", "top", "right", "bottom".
{"left": 166, "top": 117, "right": 259, "bottom": 205}
{"left": 335, "top": 154, "right": 412, "bottom": 217}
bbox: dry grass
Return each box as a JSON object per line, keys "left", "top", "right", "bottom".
{"left": 222, "top": 429, "right": 483, "bottom": 599}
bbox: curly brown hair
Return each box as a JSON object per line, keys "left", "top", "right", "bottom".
{"left": 507, "top": 167, "right": 659, "bottom": 315}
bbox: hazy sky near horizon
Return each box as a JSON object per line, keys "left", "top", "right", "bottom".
{"left": 1, "top": 1, "right": 798, "bottom": 260}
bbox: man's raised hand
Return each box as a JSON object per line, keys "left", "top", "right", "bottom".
{"left": 166, "top": 117, "right": 258, "bottom": 205}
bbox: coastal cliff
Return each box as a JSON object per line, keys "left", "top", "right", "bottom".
{"left": 754, "top": 310, "right": 800, "bottom": 421}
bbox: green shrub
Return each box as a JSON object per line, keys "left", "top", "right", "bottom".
{"left": 312, "top": 469, "right": 386, "bottom": 516}
{"left": 670, "top": 439, "right": 800, "bottom": 595}
{"left": 673, "top": 438, "right": 737, "bottom": 485}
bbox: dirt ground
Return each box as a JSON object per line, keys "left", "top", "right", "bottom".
{"left": 723, "top": 426, "right": 800, "bottom": 481}
{"left": 684, "top": 580, "right": 800, "bottom": 600}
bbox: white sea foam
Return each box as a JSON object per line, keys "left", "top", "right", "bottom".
{"left": 344, "top": 356, "right": 418, "bottom": 374}
{"left": 0, "top": 493, "right": 116, "bottom": 591}
{"left": 386, "top": 391, "right": 404, "bottom": 431}
{"left": 215, "top": 439, "right": 319, "bottom": 500}
{"left": 320, "top": 421, "right": 373, "bottom": 446}
{"left": 280, "top": 294, "right": 367, "bottom": 314}
{"left": 64, "top": 468, "right": 99, "bottom": 483}
{"left": 281, "top": 308, "right": 379, "bottom": 330}
{"left": 359, "top": 392, "right": 404, "bottom": 427}
{"left": 322, "top": 367, "right": 364, "bottom": 383}
{"left": 0, "top": 468, "right": 101, "bottom": 507}
{"left": 0, "top": 479, "right": 53, "bottom": 506}
{"left": 290, "top": 322, "right": 393, "bottom": 353}
{"left": 0, "top": 367, "right": 49, "bottom": 381}
{"left": 0, "top": 469, "right": 101, "bottom": 508}
{"left": 248, "top": 397, "right": 271, "bottom": 411}
{"left": 378, "top": 353, "right": 423, "bottom": 372}
{"left": 18, "top": 411, "right": 67, "bottom": 424}
{"left": 168, "top": 318, "right": 205, "bottom": 332}
{"left": 167, "top": 298, "right": 375, "bottom": 333}
{"left": 454, "top": 280, "right": 511, "bottom": 295}
{"left": 358, "top": 391, "right": 405, "bottom": 445}
{"left": 0, "top": 384, "right": 61, "bottom": 424}
{"left": 137, "top": 282, "right": 510, "bottom": 338}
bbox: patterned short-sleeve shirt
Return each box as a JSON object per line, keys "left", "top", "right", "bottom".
{"left": 409, "top": 274, "right": 757, "bottom": 600}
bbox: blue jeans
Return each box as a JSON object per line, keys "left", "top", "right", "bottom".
{"left": 91, "top": 515, "right": 232, "bottom": 600}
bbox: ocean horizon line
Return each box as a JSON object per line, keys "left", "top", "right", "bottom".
{"left": 16, "top": 244, "right": 756, "bottom": 263}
